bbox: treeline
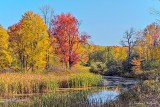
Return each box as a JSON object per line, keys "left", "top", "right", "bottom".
{"left": 89, "top": 23, "right": 160, "bottom": 77}
{"left": 0, "top": 10, "right": 91, "bottom": 72}
{"left": 1, "top": 7, "right": 160, "bottom": 75}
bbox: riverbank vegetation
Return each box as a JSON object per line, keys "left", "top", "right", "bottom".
{"left": 118, "top": 80, "right": 160, "bottom": 107}
{"left": 0, "top": 66, "right": 102, "bottom": 97}
{"left": 88, "top": 24, "right": 160, "bottom": 80}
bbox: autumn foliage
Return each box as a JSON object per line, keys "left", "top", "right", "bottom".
{"left": 0, "top": 10, "right": 160, "bottom": 74}
{"left": 8, "top": 11, "right": 49, "bottom": 71}
{"left": 51, "top": 13, "right": 90, "bottom": 69}
{"left": 0, "top": 11, "right": 91, "bottom": 72}
{"left": 0, "top": 25, "right": 12, "bottom": 69}
{"left": 131, "top": 58, "right": 141, "bottom": 74}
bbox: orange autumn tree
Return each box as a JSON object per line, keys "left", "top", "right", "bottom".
{"left": 51, "top": 13, "right": 90, "bottom": 69}
{"left": 131, "top": 58, "right": 142, "bottom": 74}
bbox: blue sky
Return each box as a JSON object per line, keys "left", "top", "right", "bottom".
{"left": 0, "top": 0, "right": 160, "bottom": 46}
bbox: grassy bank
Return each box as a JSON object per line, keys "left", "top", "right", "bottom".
{"left": 0, "top": 66, "right": 102, "bottom": 97}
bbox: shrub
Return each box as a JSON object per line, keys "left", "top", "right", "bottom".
{"left": 106, "top": 66, "right": 122, "bottom": 76}
{"left": 90, "top": 62, "right": 107, "bottom": 74}
{"left": 90, "top": 63, "right": 99, "bottom": 74}
{"left": 141, "top": 60, "right": 160, "bottom": 70}
{"left": 138, "top": 70, "right": 160, "bottom": 80}
{"left": 122, "top": 60, "right": 132, "bottom": 72}
{"left": 106, "top": 59, "right": 118, "bottom": 69}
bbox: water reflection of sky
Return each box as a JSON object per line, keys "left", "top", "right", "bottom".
{"left": 88, "top": 90, "right": 119, "bottom": 104}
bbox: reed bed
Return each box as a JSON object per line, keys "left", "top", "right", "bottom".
{"left": 0, "top": 90, "right": 120, "bottom": 107}
{"left": 0, "top": 73, "right": 59, "bottom": 96}
{"left": 69, "top": 72, "right": 102, "bottom": 88}
{"left": 0, "top": 67, "right": 102, "bottom": 97}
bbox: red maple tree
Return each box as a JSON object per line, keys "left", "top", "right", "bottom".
{"left": 51, "top": 13, "right": 90, "bottom": 69}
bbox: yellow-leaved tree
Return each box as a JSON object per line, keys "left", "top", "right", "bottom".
{"left": 0, "top": 25, "right": 12, "bottom": 70}
{"left": 8, "top": 11, "right": 49, "bottom": 72}
{"left": 21, "top": 11, "right": 49, "bottom": 71}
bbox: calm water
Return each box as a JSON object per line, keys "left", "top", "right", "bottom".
{"left": 87, "top": 76, "right": 138, "bottom": 104}
{"left": 88, "top": 90, "right": 120, "bottom": 104}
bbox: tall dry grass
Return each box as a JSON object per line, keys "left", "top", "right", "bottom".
{"left": 0, "top": 66, "right": 102, "bottom": 97}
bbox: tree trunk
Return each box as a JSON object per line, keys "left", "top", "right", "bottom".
{"left": 69, "top": 60, "right": 72, "bottom": 70}
{"left": 45, "top": 50, "right": 50, "bottom": 70}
